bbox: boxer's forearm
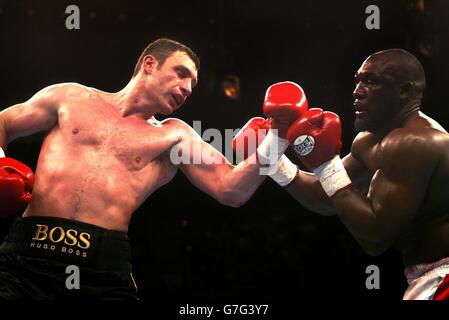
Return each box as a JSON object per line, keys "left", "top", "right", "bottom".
{"left": 0, "top": 114, "right": 8, "bottom": 150}
{"left": 308, "top": 156, "right": 390, "bottom": 254}
{"left": 180, "top": 142, "right": 265, "bottom": 207}
{"left": 285, "top": 170, "right": 336, "bottom": 216}
{"left": 331, "top": 188, "right": 390, "bottom": 255}
{"left": 219, "top": 154, "right": 266, "bottom": 207}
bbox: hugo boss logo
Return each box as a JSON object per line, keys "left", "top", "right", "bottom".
{"left": 293, "top": 135, "right": 315, "bottom": 156}
{"left": 30, "top": 224, "right": 91, "bottom": 258}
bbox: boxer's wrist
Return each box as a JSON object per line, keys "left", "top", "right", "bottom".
{"left": 268, "top": 155, "right": 298, "bottom": 187}
{"left": 257, "top": 130, "right": 289, "bottom": 166}
{"left": 0, "top": 147, "right": 5, "bottom": 158}
{"left": 313, "top": 155, "right": 352, "bottom": 197}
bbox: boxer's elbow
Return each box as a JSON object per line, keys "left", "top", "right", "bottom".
{"left": 216, "top": 174, "right": 252, "bottom": 208}
{"left": 0, "top": 114, "right": 8, "bottom": 147}
{"left": 218, "top": 190, "right": 247, "bottom": 208}
{"left": 359, "top": 238, "right": 391, "bottom": 256}
{"left": 307, "top": 203, "right": 337, "bottom": 216}
{"left": 363, "top": 246, "right": 388, "bottom": 257}
{"left": 221, "top": 195, "right": 246, "bottom": 208}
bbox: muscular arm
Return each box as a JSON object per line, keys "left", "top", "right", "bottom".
{"left": 331, "top": 132, "right": 439, "bottom": 256}
{"left": 0, "top": 116, "right": 6, "bottom": 149}
{"left": 285, "top": 151, "right": 370, "bottom": 216}
{"left": 167, "top": 119, "right": 265, "bottom": 207}
{"left": 0, "top": 84, "right": 61, "bottom": 147}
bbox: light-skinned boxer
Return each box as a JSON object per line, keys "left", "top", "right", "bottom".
{"left": 0, "top": 38, "right": 307, "bottom": 299}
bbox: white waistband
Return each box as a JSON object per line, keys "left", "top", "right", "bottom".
{"left": 404, "top": 256, "right": 449, "bottom": 282}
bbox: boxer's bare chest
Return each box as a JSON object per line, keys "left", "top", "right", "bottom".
{"left": 50, "top": 94, "right": 177, "bottom": 175}
{"left": 353, "top": 133, "right": 382, "bottom": 175}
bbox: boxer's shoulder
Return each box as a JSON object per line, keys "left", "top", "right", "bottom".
{"left": 158, "top": 118, "right": 205, "bottom": 150}
{"left": 382, "top": 126, "right": 448, "bottom": 153}
{"left": 160, "top": 117, "right": 190, "bottom": 129}
{"left": 31, "top": 82, "right": 91, "bottom": 107}
{"left": 379, "top": 127, "right": 447, "bottom": 176}
{"left": 159, "top": 117, "right": 200, "bottom": 137}
{"left": 39, "top": 82, "right": 88, "bottom": 97}
{"left": 351, "top": 131, "right": 378, "bottom": 160}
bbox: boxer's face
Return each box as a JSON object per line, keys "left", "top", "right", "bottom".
{"left": 148, "top": 51, "right": 198, "bottom": 115}
{"left": 353, "top": 57, "right": 401, "bottom": 133}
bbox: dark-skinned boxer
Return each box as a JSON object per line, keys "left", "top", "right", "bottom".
{"left": 268, "top": 49, "right": 449, "bottom": 300}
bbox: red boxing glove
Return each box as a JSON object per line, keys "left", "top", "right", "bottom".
{"left": 287, "top": 108, "right": 341, "bottom": 170}
{"left": 263, "top": 81, "right": 309, "bottom": 138}
{"left": 0, "top": 157, "right": 35, "bottom": 217}
{"left": 287, "top": 108, "right": 351, "bottom": 197}
{"left": 232, "top": 117, "right": 269, "bottom": 161}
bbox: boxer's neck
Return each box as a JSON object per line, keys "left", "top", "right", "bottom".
{"left": 372, "top": 102, "right": 421, "bottom": 139}
{"left": 112, "top": 75, "right": 159, "bottom": 119}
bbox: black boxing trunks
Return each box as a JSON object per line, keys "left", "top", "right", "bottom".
{"left": 0, "top": 216, "right": 138, "bottom": 300}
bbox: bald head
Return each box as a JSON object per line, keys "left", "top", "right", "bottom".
{"left": 353, "top": 49, "right": 426, "bottom": 133}
{"left": 365, "top": 49, "right": 426, "bottom": 99}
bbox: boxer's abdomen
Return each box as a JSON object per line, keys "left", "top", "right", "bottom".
{"left": 22, "top": 121, "right": 177, "bottom": 232}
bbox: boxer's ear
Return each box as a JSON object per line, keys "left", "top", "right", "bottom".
{"left": 142, "top": 55, "right": 158, "bottom": 75}
{"left": 399, "top": 81, "right": 413, "bottom": 100}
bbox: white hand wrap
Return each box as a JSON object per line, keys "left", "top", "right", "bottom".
{"left": 313, "top": 155, "right": 352, "bottom": 197}
{"left": 0, "top": 147, "right": 5, "bottom": 158}
{"left": 268, "top": 155, "right": 298, "bottom": 187}
{"left": 256, "top": 130, "right": 291, "bottom": 177}
{"left": 257, "top": 130, "right": 289, "bottom": 166}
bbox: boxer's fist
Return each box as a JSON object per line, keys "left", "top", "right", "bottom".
{"left": 287, "top": 108, "right": 342, "bottom": 170}
{"left": 232, "top": 117, "right": 270, "bottom": 161}
{"left": 263, "top": 81, "right": 308, "bottom": 138}
{"left": 0, "top": 157, "right": 35, "bottom": 217}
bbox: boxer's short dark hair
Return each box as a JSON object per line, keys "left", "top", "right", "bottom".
{"left": 132, "top": 38, "right": 200, "bottom": 77}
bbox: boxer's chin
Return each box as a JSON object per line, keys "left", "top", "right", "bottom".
{"left": 159, "top": 102, "right": 174, "bottom": 115}
{"left": 354, "top": 118, "right": 379, "bottom": 133}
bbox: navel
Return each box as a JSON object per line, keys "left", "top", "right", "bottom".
{"left": 72, "top": 128, "right": 79, "bottom": 135}
{"left": 135, "top": 156, "right": 142, "bottom": 163}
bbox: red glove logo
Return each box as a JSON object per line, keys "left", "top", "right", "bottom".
{"left": 287, "top": 108, "right": 342, "bottom": 170}
{"left": 292, "top": 135, "right": 315, "bottom": 156}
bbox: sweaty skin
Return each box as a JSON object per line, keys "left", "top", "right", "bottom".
{"left": 0, "top": 51, "right": 266, "bottom": 232}
{"left": 285, "top": 51, "right": 449, "bottom": 267}
{"left": 338, "top": 112, "right": 449, "bottom": 266}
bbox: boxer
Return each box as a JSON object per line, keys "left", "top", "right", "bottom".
{"left": 0, "top": 38, "right": 307, "bottom": 299}
{"left": 268, "top": 49, "right": 449, "bottom": 300}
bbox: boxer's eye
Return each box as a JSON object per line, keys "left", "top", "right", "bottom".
{"left": 357, "top": 78, "right": 376, "bottom": 86}
{"left": 175, "top": 67, "right": 188, "bottom": 79}
{"left": 175, "top": 66, "right": 197, "bottom": 88}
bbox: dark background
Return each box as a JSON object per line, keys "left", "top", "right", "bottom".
{"left": 1, "top": 0, "right": 448, "bottom": 301}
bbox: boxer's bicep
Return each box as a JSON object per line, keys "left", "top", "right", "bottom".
{"left": 346, "top": 131, "right": 376, "bottom": 192}
{"left": 288, "top": 152, "right": 368, "bottom": 216}
{"left": 169, "top": 118, "right": 256, "bottom": 206}
{"left": 1, "top": 86, "right": 60, "bottom": 142}
{"left": 174, "top": 122, "right": 234, "bottom": 200}
{"left": 332, "top": 133, "right": 440, "bottom": 255}
{"left": 342, "top": 152, "right": 371, "bottom": 193}
{"left": 367, "top": 170, "right": 426, "bottom": 242}
{"left": 367, "top": 145, "right": 435, "bottom": 245}
{"left": 180, "top": 139, "right": 233, "bottom": 193}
